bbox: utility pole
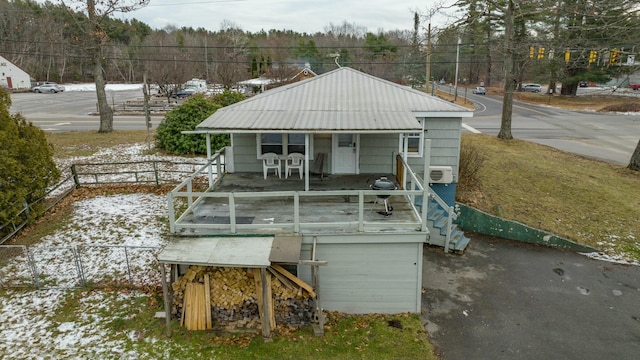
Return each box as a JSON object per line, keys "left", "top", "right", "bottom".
{"left": 454, "top": 37, "right": 461, "bottom": 101}
{"left": 426, "top": 23, "right": 432, "bottom": 93}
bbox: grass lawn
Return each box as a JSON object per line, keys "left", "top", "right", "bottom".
{"left": 457, "top": 133, "right": 640, "bottom": 260}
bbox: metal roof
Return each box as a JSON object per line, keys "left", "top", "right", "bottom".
{"left": 196, "top": 67, "right": 472, "bottom": 133}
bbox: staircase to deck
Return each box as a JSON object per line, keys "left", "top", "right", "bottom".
{"left": 425, "top": 199, "right": 470, "bottom": 252}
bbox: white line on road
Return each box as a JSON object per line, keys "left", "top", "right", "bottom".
{"left": 462, "top": 123, "right": 482, "bottom": 134}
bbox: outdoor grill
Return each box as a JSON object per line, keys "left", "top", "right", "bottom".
{"left": 370, "top": 176, "right": 397, "bottom": 216}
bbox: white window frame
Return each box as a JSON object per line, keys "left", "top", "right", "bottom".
{"left": 399, "top": 119, "right": 425, "bottom": 157}
{"left": 256, "top": 133, "right": 314, "bottom": 159}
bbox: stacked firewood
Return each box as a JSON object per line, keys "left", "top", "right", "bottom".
{"left": 172, "top": 265, "right": 315, "bottom": 330}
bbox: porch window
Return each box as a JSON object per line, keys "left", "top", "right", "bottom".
{"left": 257, "top": 133, "right": 314, "bottom": 158}
{"left": 260, "top": 133, "right": 283, "bottom": 154}
{"left": 399, "top": 119, "right": 425, "bottom": 157}
{"left": 288, "top": 134, "right": 306, "bottom": 154}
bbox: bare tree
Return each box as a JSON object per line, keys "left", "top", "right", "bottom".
{"left": 629, "top": 140, "right": 640, "bottom": 171}
{"left": 61, "top": 0, "right": 149, "bottom": 133}
{"left": 142, "top": 31, "right": 193, "bottom": 100}
{"left": 213, "top": 21, "right": 249, "bottom": 88}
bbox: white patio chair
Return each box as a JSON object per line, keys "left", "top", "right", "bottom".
{"left": 286, "top": 153, "right": 304, "bottom": 179}
{"left": 262, "top": 152, "right": 281, "bottom": 179}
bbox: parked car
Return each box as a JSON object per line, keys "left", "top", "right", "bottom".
{"left": 32, "top": 83, "right": 65, "bottom": 93}
{"left": 170, "top": 89, "right": 191, "bottom": 99}
{"left": 472, "top": 86, "right": 486, "bottom": 95}
{"left": 630, "top": 84, "right": 640, "bottom": 90}
{"left": 521, "top": 83, "right": 542, "bottom": 93}
{"left": 579, "top": 82, "right": 589, "bottom": 88}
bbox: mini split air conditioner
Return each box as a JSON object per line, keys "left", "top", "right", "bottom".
{"left": 429, "top": 166, "right": 453, "bottom": 184}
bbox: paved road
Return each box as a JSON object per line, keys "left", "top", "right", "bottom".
{"left": 422, "top": 234, "right": 640, "bottom": 360}
{"left": 9, "top": 90, "right": 163, "bottom": 131}
{"left": 10, "top": 87, "right": 640, "bottom": 164}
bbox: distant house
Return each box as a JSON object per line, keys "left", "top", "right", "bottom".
{"left": 0, "top": 55, "right": 31, "bottom": 90}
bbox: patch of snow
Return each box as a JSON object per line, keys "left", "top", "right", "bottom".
{"left": 0, "top": 144, "right": 219, "bottom": 358}
{"left": 579, "top": 251, "right": 640, "bottom": 266}
{"left": 62, "top": 83, "right": 143, "bottom": 92}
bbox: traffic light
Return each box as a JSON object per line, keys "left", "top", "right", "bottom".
{"left": 529, "top": 47, "right": 535, "bottom": 59}
{"left": 610, "top": 49, "right": 620, "bottom": 65}
{"left": 537, "top": 47, "right": 545, "bottom": 59}
{"left": 565, "top": 49, "right": 571, "bottom": 62}
{"left": 589, "top": 51, "right": 597, "bottom": 63}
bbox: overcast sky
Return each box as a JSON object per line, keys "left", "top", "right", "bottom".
{"left": 115, "top": 0, "right": 454, "bottom": 34}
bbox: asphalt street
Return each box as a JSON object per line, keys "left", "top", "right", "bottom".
{"left": 422, "top": 234, "right": 640, "bottom": 360}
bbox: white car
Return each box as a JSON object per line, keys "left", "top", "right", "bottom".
{"left": 32, "top": 83, "right": 65, "bottom": 93}
{"left": 472, "top": 86, "right": 486, "bottom": 95}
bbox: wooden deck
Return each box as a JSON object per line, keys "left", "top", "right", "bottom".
{"left": 172, "top": 172, "right": 426, "bottom": 236}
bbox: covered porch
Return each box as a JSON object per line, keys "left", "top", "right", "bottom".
{"left": 169, "top": 163, "right": 430, "bottom": 236}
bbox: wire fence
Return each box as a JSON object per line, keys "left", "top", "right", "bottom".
{"left": 0, "top": 159, "right": 210, "bottom": 244}
{"left": 0, "top": 244, "right": 164, "bottom": 290}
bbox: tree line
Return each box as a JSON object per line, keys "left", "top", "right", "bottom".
{"left": 1, "top": 0, "right": 638, "bottom": 168}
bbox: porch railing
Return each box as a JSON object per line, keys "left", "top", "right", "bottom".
{"left": 168, "top": 148, "right": 456, "bottom": 242}
{"left": 398, "top": 155, "right": 458, "bottom": 252}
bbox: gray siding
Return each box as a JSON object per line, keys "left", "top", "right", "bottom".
{"left": 407, "top": 117, "right": 462, "bottom": 181}
{"left": 231, "top": 134, "right": 261, "bottom": 173}
{"left": 359, "top": 134, "right": 398, "bottom": 173}
{"left": 228, "top": 116, "right": 462, "bottom": 178}
{"left": 297, "top": 234, "right": 423, "bottom": 314}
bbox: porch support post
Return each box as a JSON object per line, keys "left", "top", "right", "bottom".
{"left": 305, "top": 133, "right": 310, "bottom": 191}
{"left": 402, "top": 133, "right": 409, "bottom": 190}
{"left": 206, "top": 133, "right": 213, "bottom": 187}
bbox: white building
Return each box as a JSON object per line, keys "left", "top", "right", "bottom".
{"left": 0, "top": 55, "right": 32, "bottom": 90}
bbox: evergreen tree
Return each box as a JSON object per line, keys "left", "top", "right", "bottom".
{"left": 0, "top": 88, "right": 60, "bottom": 231}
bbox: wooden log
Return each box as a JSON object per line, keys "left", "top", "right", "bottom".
{"left": 252, "top": 268, "right": 264, "bottom": 325}
{"left": 184, "top": 283, "right": 193, "bottom": 329}
{"left": 204, "top": 273, "right": 212, "bottom": 329}
{"left": 271, "top": 264, "right": 316, "bottom": 298}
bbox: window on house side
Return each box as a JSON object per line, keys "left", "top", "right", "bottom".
{"left": 399, "top": 119, "right": 425, "bottom": 157}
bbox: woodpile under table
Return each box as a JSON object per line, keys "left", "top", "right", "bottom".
{"left": 157, "top": 236, "right": 326, "bottom": 338}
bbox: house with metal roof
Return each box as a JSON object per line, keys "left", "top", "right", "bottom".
{"left": 161, "top": 67, "right": 473, "bottom": 320}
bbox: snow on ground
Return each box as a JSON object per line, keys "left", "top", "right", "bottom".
{"left": 0, "top": 144, "right": 204, "bottom": 358}
{"left": 63, "top": 83, "right": 143, "bottom": 92}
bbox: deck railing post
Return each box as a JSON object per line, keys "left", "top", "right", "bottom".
{"left": 168, "top": 192, "right": 175, "bottom": 233}
{"left": 229, "top": 193, "right": 236, "bottom": 233}
{"left": 358, "top": 191, "right": 364, "bottom": 232}
{"left": 294, "top": 192, "right": 300, "bottom": 234}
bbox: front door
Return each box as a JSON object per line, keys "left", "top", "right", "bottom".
{"left": 333, "top": 134, "right": 359, "bottom": 174}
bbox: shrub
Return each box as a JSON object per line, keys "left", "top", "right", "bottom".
{"left": 0, "top": 88, "right": 60, "bottom": 231}
{"left": 155, "top": 91, "right": 244, "bottom": 155}
{"left": 457, "top": 136, "right": 486, "bottom": 194}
